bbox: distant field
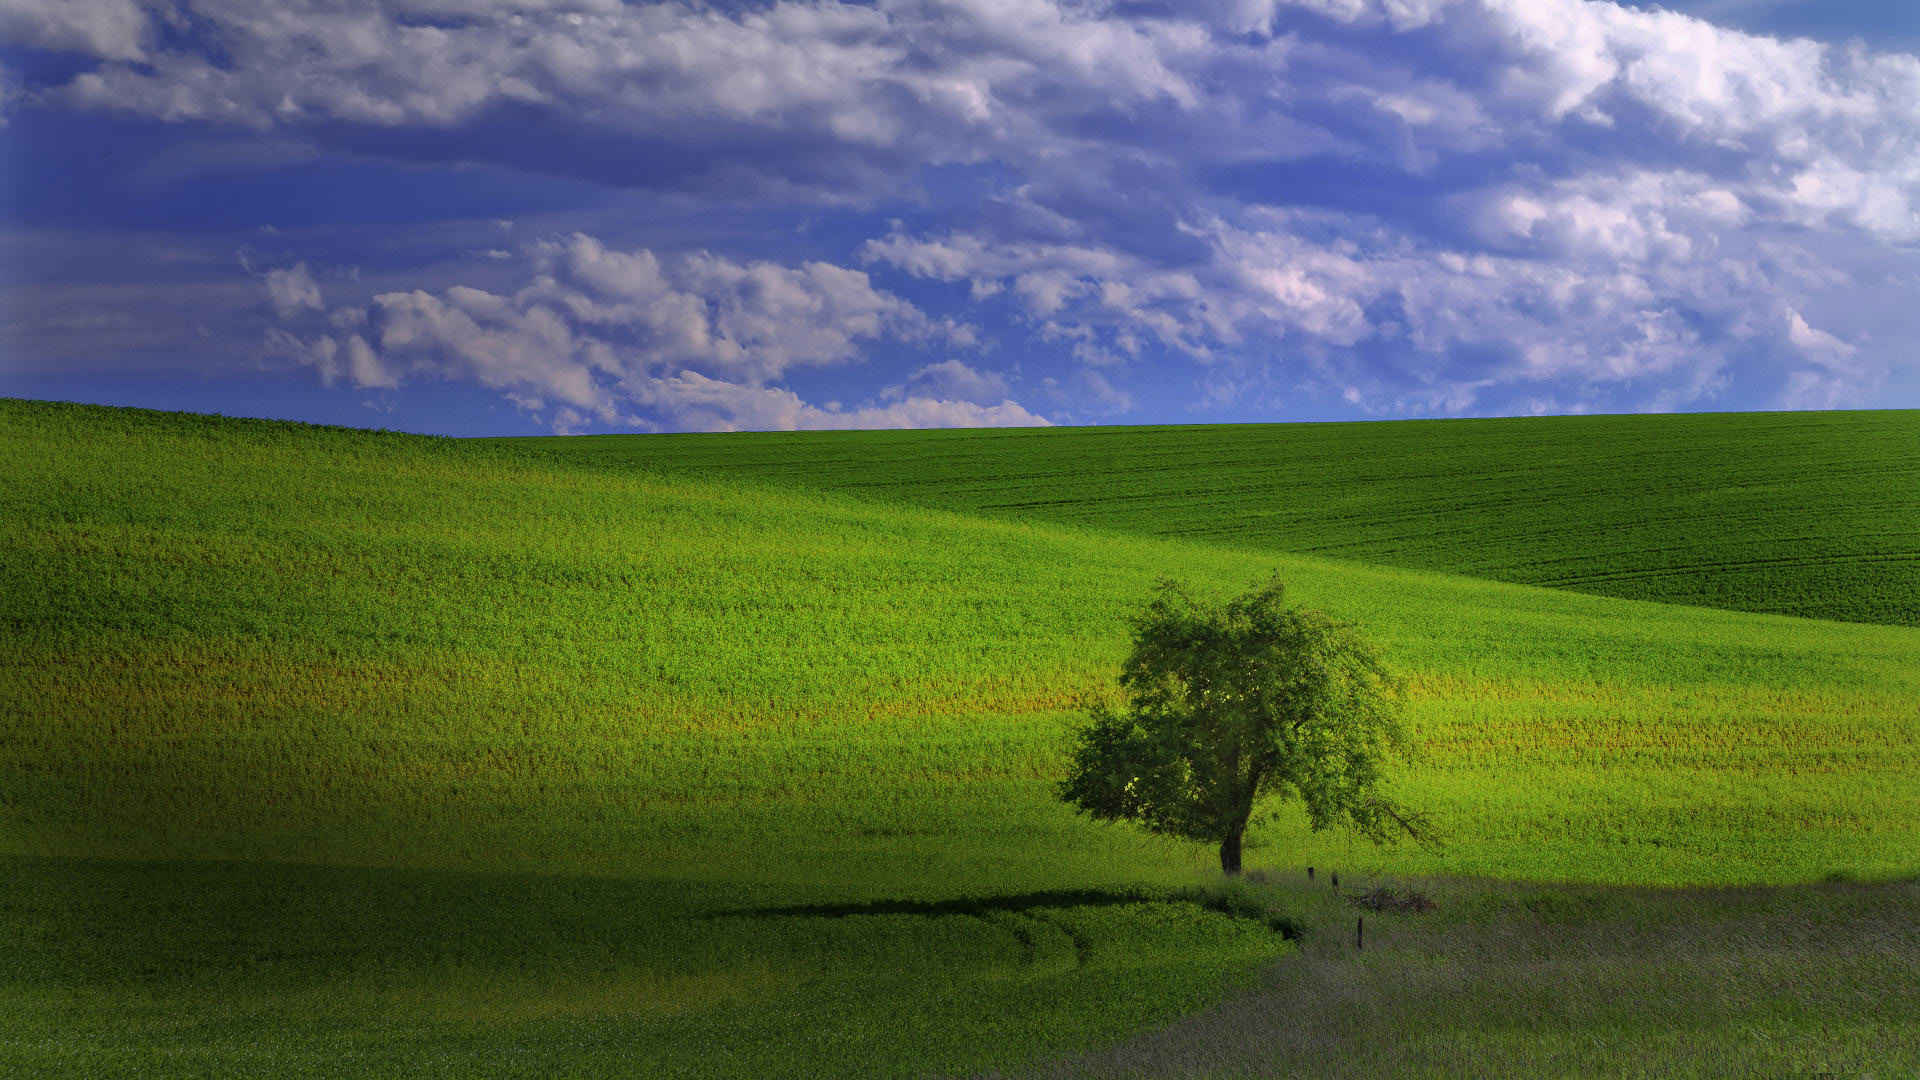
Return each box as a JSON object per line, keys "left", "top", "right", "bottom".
{"left": 4, "top": 399, "right": 1917, "bottom": 1077}
{"left": 513, "top": 410, "right": 1920, "bottom": 627}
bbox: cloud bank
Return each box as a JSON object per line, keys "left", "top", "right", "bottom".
{"left": 8, "top": 0, "right": 1920, "bottom": 427}
{"left": 266, "top": 233, "right": 1044, "bottom": 432}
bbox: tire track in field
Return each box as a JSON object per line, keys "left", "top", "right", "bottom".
{"left": 1021, "top": 909, "right": 1090, "bottom": 970}
{"left": 1535, "top": 550, "right": 1920, "bottom": 589}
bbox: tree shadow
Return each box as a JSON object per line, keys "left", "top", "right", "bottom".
{"left": 716, "top": 886, "right": 1304, "bottom": 939}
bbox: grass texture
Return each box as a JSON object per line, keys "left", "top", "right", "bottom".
{"left": 1026, "top": 871, "right": 1920, "bottom": 1079}
{"left": 3, "top": 398, "right": 1917, "bottom": 1077}
{"left": 514, "top": 409, "right": 1920, "bottom": 627}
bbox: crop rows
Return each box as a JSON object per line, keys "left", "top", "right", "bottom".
{"left": 514, "top": 409, "right": 1920, "bottom": 626}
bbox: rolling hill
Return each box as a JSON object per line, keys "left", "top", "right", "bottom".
{"left": 512, "top": 409, "right": 1920, "bottom": 627}
{"left": 3, "top": 398, "right": 1917, "bottom": 1078}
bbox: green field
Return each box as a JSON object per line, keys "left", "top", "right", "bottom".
{"left": 3, "top": 398, "right": 1918, "bottom": 1077}
{"left": 514, "top": 410, "right": 1920, "bottom": 626}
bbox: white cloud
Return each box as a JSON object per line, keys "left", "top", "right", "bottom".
{"left": 339, "top": 332, "right": 395, "bottom": 390}
{"left": 263, "top": 262, "right": 324, "bottom": 319}
{"left": 522, "top": 233, "right": 973, "bottom": 384}
{"left": 1237, "top": 0, "right": 1920, "bottom": 244}
{"left": 863, "top": 230, "right": 1217, "bottom": 358}
{"left": 899, "top": 358, "right": 1012, "bottom": 405}
{"left": 265, "top": 232, "right": 1038, "bottom": 431}
{"left": 1775, "top": 306, "right": 1872, "bottom": 409}
{"left": 0, "top": 0, "right": 149, "bottom": 61}
{"left": 636, "top": 370, "right": 1049, "bottom": 431}
{"left": 1785, "top": 308, "right": 1856, "bottom": 360}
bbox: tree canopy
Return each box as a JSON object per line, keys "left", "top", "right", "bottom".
{"left": 1058, "top": 576, "right": 1434, "bottom": 875}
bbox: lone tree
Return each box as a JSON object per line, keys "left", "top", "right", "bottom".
{"left": 1058, "top": 576, "right": 1434, "bottom": 875}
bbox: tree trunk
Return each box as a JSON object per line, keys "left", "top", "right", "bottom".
{"left": 1219, "top": 830, "right": 1243, "bottom": 876}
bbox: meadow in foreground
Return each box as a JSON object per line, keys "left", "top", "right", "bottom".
{"left": 2, "top": 398, "right": 1916, "bottom": 1077}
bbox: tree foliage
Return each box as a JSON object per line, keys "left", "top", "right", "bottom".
{"left": 1058, "top": 576, "right": 1434, "bottom": 874}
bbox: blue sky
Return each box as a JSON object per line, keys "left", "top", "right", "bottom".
{"left": 3, "top": 0, "right": 1919, "bottom": 434}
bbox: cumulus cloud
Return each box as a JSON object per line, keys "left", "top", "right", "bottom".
{"left": 263, "top": 262, "right": 324, "bottom": 319}
{"left": 265, "top": 235, "right": 1041, "bottom": 431}
{"left": 1785, "top": 308, "right": 1856, "bottom": 361}
{"left": 268, "top": 327, "right": 397, "bottom": 390}
{"left": 520, "top": 233, "right": 975, "bottom": 383}
{"left": 861, "top": 231, "right": 1213, "bottom": 355}
{"left": 635, "top": 370, "right": 1049, "bottom": 432}
{"left": 898, "top": 358, "right": 1013, "bottom": 406}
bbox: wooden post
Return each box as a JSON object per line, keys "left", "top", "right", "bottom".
{"left": 1356, "top": 915, "right": 1364, "bottom": 950}
{"left": 1307, "top": 866, "right": 1315, "bottom": 882}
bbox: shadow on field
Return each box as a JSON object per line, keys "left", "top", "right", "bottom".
{"left": 717, "top": 887, "right": 1305, "bottom": 938}
{"left": 0, "top": 854, "right": 716, "bottom": 987}
{"left": 719, "top": 888, "right": 1168, "bottom": 919}
{"left": 3, "top": 856, "right": 1302, "bottom": 996}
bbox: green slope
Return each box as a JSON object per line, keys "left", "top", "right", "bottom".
{"left": 511, "top": 409, "right": 1920, "bottom": 627}
{"left": 3, "top": 399, "right": 1917, "bottom": 1077}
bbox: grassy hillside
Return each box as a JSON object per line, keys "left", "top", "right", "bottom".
{"left": 4, "top": 399, "right": 1918, "bottom": 1077}
{"left": 512, "top": 410, "right": 1920, "bottom": 627}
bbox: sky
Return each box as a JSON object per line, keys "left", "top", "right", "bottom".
{"left": 3, "top": 0, "right": 1919, "bottom": 435}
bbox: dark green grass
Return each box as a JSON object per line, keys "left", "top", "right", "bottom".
{"left": 3, "top": 398, "right": 1918, "bottom": 1077}
{"left": 0, "top": 858, "right": 1293, "bottom": 1079}
{"left": 510, "top": 409, "right": 1920, "bottom": 627}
